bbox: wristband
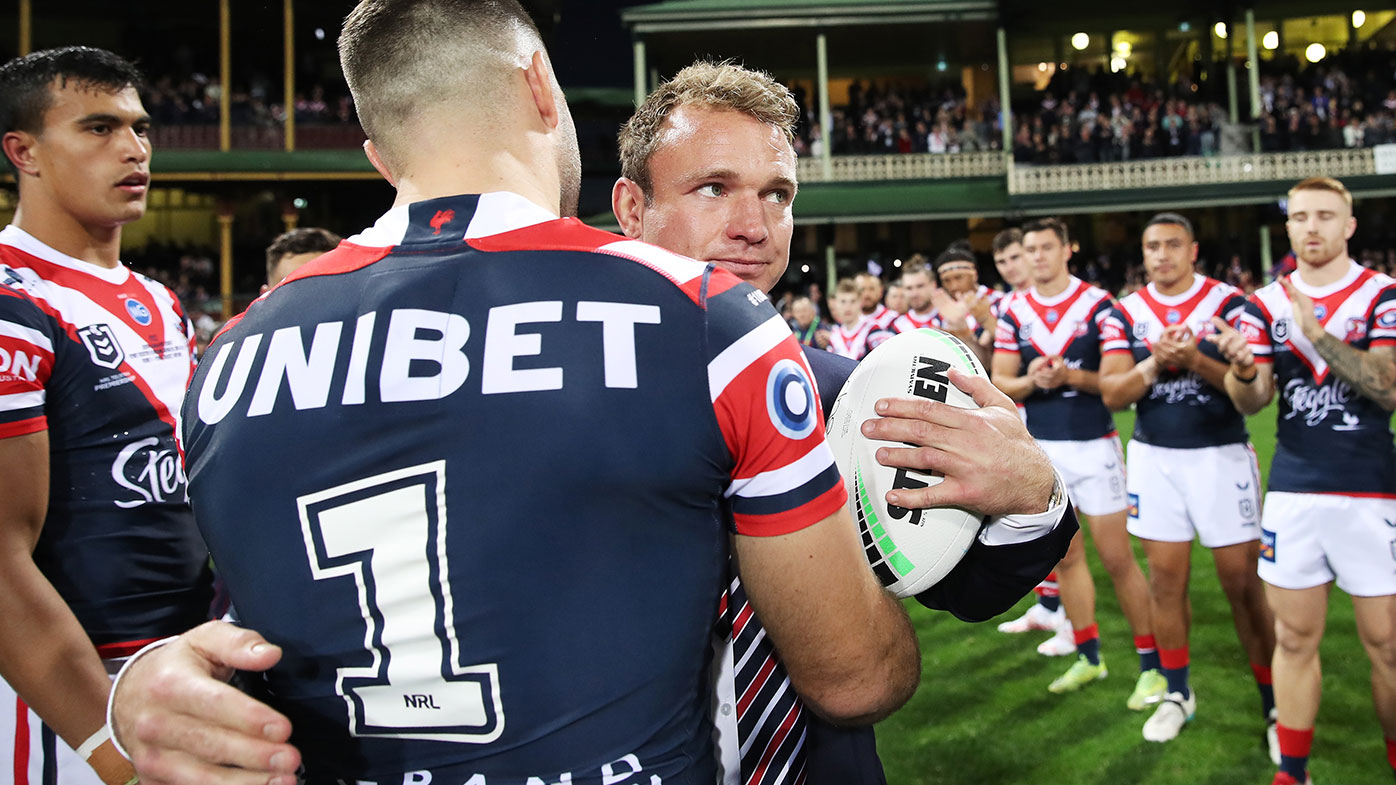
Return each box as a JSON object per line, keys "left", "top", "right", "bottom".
{"left": 1233, "top": 366, "right": 1258, "bottom": 383}
{"left": 105, "top": 636, "right": 178, "bottom": 761}
{"left": 75, "top": 724, "right": 110, "bottom": 761}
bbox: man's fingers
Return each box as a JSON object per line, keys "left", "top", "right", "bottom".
{"left": 885, "top": 477, "right": 969, "bottom": 512}
{"left": 183, "top": 620, "right": 283, "bottom": 675}
{"left": 131, "top": 712, "right": 300, "bottom": 774}
{"left": 131, "top": 743, "right": 300, "bottom": 785}
{"left": 1209, "top": 316, "right": 1234, "bottom": 335}
{"left": 947, "top": 368, "right": 1014, "bottom": 411}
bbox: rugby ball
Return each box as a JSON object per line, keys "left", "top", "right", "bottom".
{"left": 825, "top": 328, "right": 989, "bottom": 598}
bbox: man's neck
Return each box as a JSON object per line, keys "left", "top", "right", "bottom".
{"left": 1294, "top": 254, "right": 1353, "bottom": 288}
{"left": 1034, "top": 271, "right": 1072, "bottom": 298}
{"left": 11, "top": 203, "right": 123, "bottom": 269}
{"left": 1153, "top": 272, "right": 1195, "bottom": 298}
{"left": 388, "top": 137, "right": 562, "bottom": 218}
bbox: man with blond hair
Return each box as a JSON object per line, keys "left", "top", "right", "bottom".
{"left": 1210, "top": 176, "right": 1396, "bottom": 785}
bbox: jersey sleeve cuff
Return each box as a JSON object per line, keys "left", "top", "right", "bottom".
{"left": 978, "top": 468, "right": 1068, "bottom": 546}
{"left": 733, "top": 481, "right": 848, "bottom": 537}
{"left": 0, "top": 416, "right": 46, "bottom": 439}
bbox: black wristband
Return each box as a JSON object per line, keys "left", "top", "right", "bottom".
{"left": 1233, "top": 367, "right": 1258, "bottom": 383}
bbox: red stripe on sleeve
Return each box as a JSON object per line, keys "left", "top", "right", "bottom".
{"left": 0, "top": 418, "right": 46, "bottom": 439}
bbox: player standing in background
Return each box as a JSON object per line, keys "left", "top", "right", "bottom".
{"left": 855, "top": 270, "right": 896, "bottom": 350}
{"left": 1098, "top": 213, "right": 1276, "bottom": 749}
{"left": 890, "top": 259, "right": 936, "bottom": 334}
{"left": 0, "top": 47, "right": 214, "bottom": 785}
{"left": 991, "top": 226, "right": 1072, "bottom": 654}
{"left": 1210, "top": 177, "right": 1396, "bottom": 785}
{"left": 991, "top": 217, "right": 1162, "bottom": 708}
{"left": 883, "top": 279, "right": 907, "bottom": 315}
{"left": 925, "top": 243, "right": 996, "bottom": 365}
{"left": 828, "top": 277, "right": 875, "bottom": 360}
{"left": 261, "top": 226, "right": 340, "bottom": 291}
{"left": 108, "top": 56, "right": 1075, "bottom": 785}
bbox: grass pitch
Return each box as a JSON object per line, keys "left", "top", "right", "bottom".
{"left": 875, "top": 404, "right": 1393, "bottom": 784}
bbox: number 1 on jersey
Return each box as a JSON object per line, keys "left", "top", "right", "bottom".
{"left": 298, "top": 461, "right": 504, "bottom": 743}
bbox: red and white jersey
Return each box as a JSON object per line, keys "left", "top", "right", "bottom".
{"left": 828, "top": 319, "right": 877, "bottom": 360}
{"left": 865, "top": 302, "right": 897, "bottom": 332}
{"left": 1238, "top": 262, "right": 1396, "bottom": 496}
{"left": 0, "top": 224, "right": 212, "bottom": 648}
{"left": 892, "top": 307, "right": 936, "bottom": 334}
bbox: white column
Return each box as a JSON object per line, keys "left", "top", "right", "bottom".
{"left": 817, "top": 32, "right": 832, "bottom": 180}
{"left": 633, "top": 39, "right": 646, "bottom": 107}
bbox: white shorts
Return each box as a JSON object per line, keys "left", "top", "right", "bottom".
{"left": 1125, "top": 441, "right": 1262, "bottom": 548}
{"left": 1037, "top": 434, "right": 1128, "bottom": 517}
{"left": 0, "top": 669, "right": 115, "bottom": 785}
{"left": 1257, "top": 492, "right": 1396, "bottom": 596}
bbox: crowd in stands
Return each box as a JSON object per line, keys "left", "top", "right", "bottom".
{"left": 786, "top": 44, "right": 1396, "bottom": 163}
{"left": 143, "top": 74, "right": 354, "bottom": 127}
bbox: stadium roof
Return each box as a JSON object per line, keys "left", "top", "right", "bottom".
{"left": 622, "top": 0, "right": 996, "bottom": 33}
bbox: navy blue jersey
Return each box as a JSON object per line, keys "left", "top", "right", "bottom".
{"left": 181, "top": 193, "right": 845, "bottom": 785}
{"left": 993, "top": 278, "right": 1121, "bottom": 441}
{"left": 0, "top": 226, "right": 213, "bottom": 653}
{"left": 1107, "top": 275, "right": 1250, "bottom": 449}
{"left": 1238, "top": 263, "right": 1396, "bottom": 496}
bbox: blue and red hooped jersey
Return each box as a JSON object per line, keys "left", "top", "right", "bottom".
{"left": 1238, "top": 262, "right": 1396, "bottom": 496}
{"left": 994, "top": 277, "right": 1122, "bottom": 441}
{"left": 0, "top": 225, "right": 213, "bottom": 649}
{"left": 182, "top": 192, "right": 845, "bottom": 784}
{"left": 1105, "top": 275, "right": 1250, "bottom": 449}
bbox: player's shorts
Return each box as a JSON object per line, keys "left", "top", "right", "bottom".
{"left": 1257, "top": 492, "right": 1396, "bottom": 596}
{"left": 1037, "top": 434, "right": 1127, "bottom": 517}
{"left": 1125, "top": 441, "right": 1262, "bottom": 548}
{"left": 0, "top": 662, "right": 122, "bottom": 785}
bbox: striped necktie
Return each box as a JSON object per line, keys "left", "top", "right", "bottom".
{"left": 721, "top": 572, "right": 808, "bottom": 785}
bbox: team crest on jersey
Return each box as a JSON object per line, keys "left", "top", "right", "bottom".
{"left": 1346, "top": 317, "right": 1368, "bottom": 342}
{"left": 766, "top": 359, "right": 816, "bottom": 440}
{"left": 1165, "top": 309, "right": 1181, "bottom": 324}
{"left": 1074, "top": 320, "right": 1090, "bottom": 337}
{"left": 1272, "top": 318, "right": 1291, "bottom": 343}
{"left": 1020, "top": 322, "right": 1033, "bottom": 339}
{"left": 124, "top": 297, "right": 153, "bottom": 326}
{"left": 1378, "top": 310, "right": 1396, "bottom": 329}
{"left": 1239, "top": 498, "right": 1256, "bottom": 520}
{"left": 78, "top": 324, "right": 125, "bottom": 370}
{"left": 1313, "top": 304, "right": 1327, "bottom": 320}
{"left": 1133, "top": 321, "right": 1150, "bottom": 340}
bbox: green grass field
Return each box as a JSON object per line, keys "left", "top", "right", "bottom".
{"left": 875, "top": 404, "right": 1393, "bottom": 784}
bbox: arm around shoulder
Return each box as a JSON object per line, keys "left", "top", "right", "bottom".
{"left": 734, "top": 507, "right": 919, "bottom": 725}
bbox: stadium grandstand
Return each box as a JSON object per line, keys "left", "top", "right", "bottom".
{"left": 3, "top": 2, "right": 1396, "bottom": 782}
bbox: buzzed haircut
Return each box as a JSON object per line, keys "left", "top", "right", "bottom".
{"left": 0, "top": 46, "right": 144, "bottom": 176}
{"left": 1289, "top": 176, "right": 1353, "bottom": 210}
{"left": 933, "top": 241, "right": 976, "bottom": 272}
{"left": 1144, "top": 212, "right": 1195, "bottom": 239}
{"left": 339, "top": 0, "right": 543, "bottom": 171}
{"left": 266, "top": 227, "right": 342, "bottom": 278}
{"left": 619, "top": 61, "right": 798, "bottom": 198}
{"left": 1022, "top": 217, "right": 1070, "bottom": 246}
{"left": 992, "top": 227, "right": 1023, "bottom": 254}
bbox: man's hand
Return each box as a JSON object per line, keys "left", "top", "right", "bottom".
{"left": 1031, "top": 356, "right": 1068, "bottom": 389}
{"left": 1152, "top": 324, "right": 1198, "bottom": 370}
{"left": 1205, "top": 316, "right": 1255, "bottom": 369}
{"left": 111, "top": 621, "right": 301, "bottom": 785}
{"left": 814, "top": 328, "right": 831, "bottom": 349}
{"left": 931, "top": 287, "right": 969, "bottom": 331}
{"left": 1278, "top": 277, "right": 1324, "bottom": 341}
{"left": 962, "top": 291, "right": 993, "bottom": 326}
{"left": 860, "top": 368, "right": 1056, "bottom": 517}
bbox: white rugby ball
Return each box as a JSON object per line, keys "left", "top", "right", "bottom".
{"left": 825, "top": 328, "right": 989, "bottom": 598}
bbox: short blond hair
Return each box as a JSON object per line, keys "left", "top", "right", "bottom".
{"left": 834, "top": 278, "right": 859, "bottom": 297}
{"left": 619, "top": 61, "right": 797, "bottom": 197}
{"left": 1289, "top": 176, "right": 1353, "bottom": 210}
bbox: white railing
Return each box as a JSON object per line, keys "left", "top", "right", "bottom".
{"left": 1009, "top": 148, "right": 1379, "bottom": 194}
{"left": 796, "top": 151, "right": 1005, "bottom": 183}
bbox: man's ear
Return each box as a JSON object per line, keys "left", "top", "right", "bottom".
{"left": 522, "top": 50, "right": 560, "bottom": 132}
{"left": 3, "top": 130, "right": 40, "bottom": 178}
{"left": 611, "top": 177, "right": 646, "bottom": 240}
{"left": 362, "top": 140, "right": 396, "bottom": 186}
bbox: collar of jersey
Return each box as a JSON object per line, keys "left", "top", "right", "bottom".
{"left": 1288, "top": 259, "right": 1361, "bottom": 298}
{"left": 0, "top": 224, "right": 131, "bottom": 284}
{"left": 1145, "top": 273, "right": 1204, "bottom": 306}
{"left": 1029, "top": 275, "right": 1082, "bottom": 306}
{"left": 346, "top": 191, "right": 560, "bottom": 247}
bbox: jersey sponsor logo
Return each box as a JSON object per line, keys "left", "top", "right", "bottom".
{"left": 1260, "top": 528, "right": 1276, "bottom": 562}
{"left": 1282, "top": 377, "right": 1354, "bottom": 428}
{"left": 1165, "top": 309, "right": 1181, "bottom": 324}
{"left": 1149, "top": 373, "right": 1210, "bottom": 405}
{"left": 765, "top": 358, "right": 816, "bottom": 440}
{"left": 1239, "top": 320, "right": 1263, "bottom": 342}
{"left": 78, "top": 323, "right": 125, "bottom": 369}
{"left": 125, "top": 297, "right": 153, "bottom": 326}
{"left": 1272, "top": 318, "right": 1291, "bottom": 343}
{"left": 0, "top": 346, "right": 41, "bottom": 382}
{"left": 429, "top": 209, "right": 456, "bottom": 236}
{"left": 1074, "top": 320, "right": 1090, "bottom": 337}
{"left": 111, "top": 435, "right": 187, "bottom": 508}
{"left": 1379, "top": 309, "right": 1396, "bottom": 329}
{"left": 1045, "top": 309, "right": 1059, "bottom": 324}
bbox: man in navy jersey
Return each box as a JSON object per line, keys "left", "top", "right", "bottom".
{"left": 0, "top": 47, "right": 213, "bottom": 785}
{"left": 109, "top": 55, "right": 1074, "bottom": 785}
{"left": 107, "top": 5, "right": 920, "bottom": 784}
{"left": 609, "top": 61, "right": 1074, "bottom": 785}
{"left": 1210, "top": 177, "right": 1396, "bottom": 785}
{"left": 1098, "top": 213, "right": 1276, "bottom": 748}
{"left": 991, "top": 218, "right": 1162, "bottom": 707}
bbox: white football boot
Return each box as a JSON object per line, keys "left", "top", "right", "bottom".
{"left": 1036, "top": 620, "right": 1075, "bottom": 657}
{"left": 1266, "top": 708, "right": 1281, "bottom": 765}
{"left": 996, "top": 603, "right": 1064, "bottom": 634}
{"left": 1142, "top": 689, "right": 1196, "bottom": 742}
